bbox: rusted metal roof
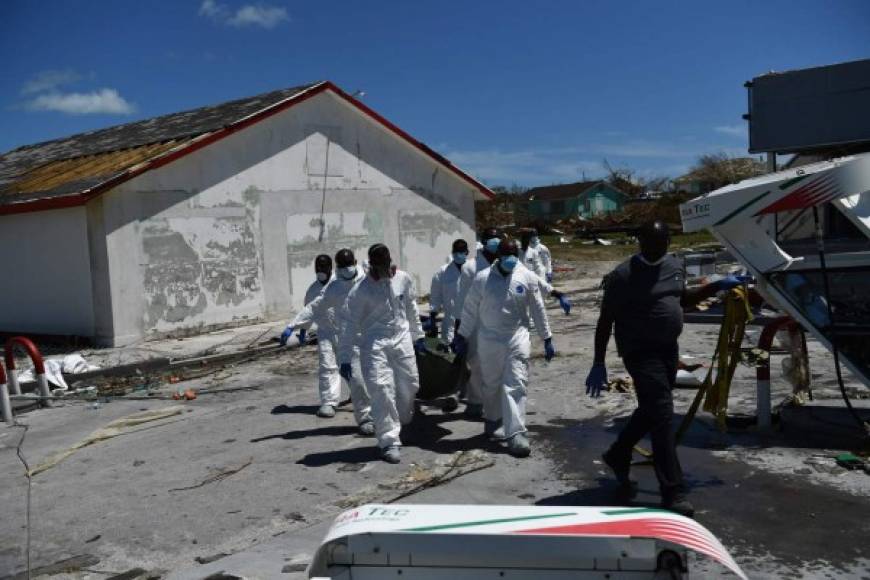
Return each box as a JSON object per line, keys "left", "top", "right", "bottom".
{"left": 5, "top": 140, "right": 189, "bottom": 201}
{"left": 0, "top": 83, "right": 319, "bottom": 207}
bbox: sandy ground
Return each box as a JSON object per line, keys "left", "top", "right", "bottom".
{"left": 2, "top": 258, "right": 869, "bottom": 580}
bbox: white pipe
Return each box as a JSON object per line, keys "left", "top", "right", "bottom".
{"left": 7, "top": 369, "right": 20, "bottom": 395}
{"left": 36, "top": 374, "right": 53, "bottom": 408}
{"left": 0, "top": 382, "right": 13, "bottom": 424}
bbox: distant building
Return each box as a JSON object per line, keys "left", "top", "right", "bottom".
{"left": 525, "top": 180, "right": 629, "bottom": 221}
{"left": 0, "top": 82, "right": 492, "bottom": 345}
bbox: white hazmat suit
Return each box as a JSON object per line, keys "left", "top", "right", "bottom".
{"left": 292, "top": 273, "right": 371, "bottom": 424}
{"left": 431, "top": 257, "right": 482, "bottom": 408}
{"left": 459, "top": 262, "right": 552, "bottom": 438}
{"left": 521, "top": 244, "right": 548, "bottom": 280}
{"left": 339, "top": 270, "right": 424, "bottom": 449}
{"left": 429, "top": 259, "right": 477, "bottom": 346}
{"left": 462, "top": 252, "right": 497, "bottom": 408}
{"left": 537, "top": 241, "right": 552, "bottom": 280}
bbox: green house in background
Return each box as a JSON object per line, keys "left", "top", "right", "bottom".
{"left": 525, "top": 180, "right": 629, "bottom": 221}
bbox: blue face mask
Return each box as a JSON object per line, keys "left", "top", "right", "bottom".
{"left": 485, "top": 238, "right": 500, "bottom": 253}
{"left": 338, "top": 266, "right": 357, "bottom": 280}
{"left": 500, "top": 255, "right": 519, "bottom": 272}
{"left": 452, "top": 252, "right": 467, "bottom": 265}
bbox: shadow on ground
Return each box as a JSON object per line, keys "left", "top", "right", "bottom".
{"left": 532, "top": 414, "right": 870, "bottom": 572}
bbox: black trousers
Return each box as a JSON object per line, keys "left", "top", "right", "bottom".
{"left": 609, "top": 345, "right": 685, "bottom": 497}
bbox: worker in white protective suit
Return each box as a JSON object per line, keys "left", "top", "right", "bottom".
{"left": 426, "top": 238, "right": 481, "bottom": 414}
{"left": 534, "top": 232, "right": 554, "bottom": 284}
{"left": 338, "top": 244, "right": 427, "bottom": 464}
{"left": 520, "top": 228, "right": 547, "bottom": 280}
{"left": 283, "top": 250, "right": 374, "bottom": 433}
{"left": 452, "top": 239, "right": 556, "bottom": 458}
{"left": 521, "top": 228, "right": 572, "bottom": 315}
{"left": 280, "top": 254, "right": 336, "bottom": 417}
{"left": 459, "top": 227, "right": 506, "bottom": 418}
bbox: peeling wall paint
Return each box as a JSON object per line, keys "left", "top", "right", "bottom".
{"left": 91, "top": 91, "right": 476, "bottom": 345}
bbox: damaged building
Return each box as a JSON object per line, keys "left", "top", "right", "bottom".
{"left": 0, "top": 81, "right": 493, "bottom": 346}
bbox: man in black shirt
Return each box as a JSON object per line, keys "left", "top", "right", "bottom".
{"left": 585, "top": 220, "right": 742, "bottom": 517}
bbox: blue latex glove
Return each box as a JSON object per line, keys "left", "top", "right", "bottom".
{"left": 339, "top": 363, "right": 353, "bottom": 381}
{"left": 585, "top": 364, "right": 608, "bottom": 398}
{"left": 450, "top": 334, "right": 468, "bottom": 356}
{"left": 422, "top": 312, "right": 436, "bottom": 332}
{"left": 296, "top": 328, "right": 307, "bottom": 345}
{"left": 279, "top": 326, "right": 294, "bottom": 346}
{"left": 546, "top": 272, "right": 553, "bottom": 284}
{"left": 544, "top": 337, "right": 556, "bottom": 361}
{"left": 558, "top": 295, "right": 572, "bottom": 315}
{"left": 414, "top": 337, "right": 429, "bottom": 354}
{"left": 714, "top": 274, "right": 751, "bottom": 291}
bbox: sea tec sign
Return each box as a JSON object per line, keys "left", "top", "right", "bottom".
{"left": 680, "top": 200, "right": 711, "bottom": 231}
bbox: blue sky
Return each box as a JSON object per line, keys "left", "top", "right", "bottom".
{"left": 2, "top": 1, "right": 868, "bottom": 186}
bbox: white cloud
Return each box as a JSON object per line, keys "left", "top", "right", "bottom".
{"left": 228, "top": 4, "right": 289, "bottom": 27}
{"left": 199, "top": 0, "right": 226, "bottom": 18}
{"left": 26, "top": 88, "right": 135, "bottom": 115}
{"left": 200, "top": 0, "right": 289, "bottom": 28}
{"left": 20, "top": 69, "right": 81, "bottom": 95}
{"left": 714, "top": 124, "right": 747, "bottom": 138}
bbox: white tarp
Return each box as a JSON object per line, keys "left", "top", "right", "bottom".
{"left": 18, "top": 354, "right": 99, "bottom": 391}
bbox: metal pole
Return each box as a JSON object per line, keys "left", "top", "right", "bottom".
{"left": 36, "top": 374, "right": 53, "bottom": 408}
{"left": 8, "top": 369, "right": 21, "bottom": 395}
{"left": 756, "top": 316, "right": 793, "bottom": 430}
{"left": 766, "top": 152, "right": 777, "bottom": 173}
{"left": 0, "top": 381, "right": 12, "bottom": 424}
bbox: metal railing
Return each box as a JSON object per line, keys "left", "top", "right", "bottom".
{"left": 1, "top": 337, "right": 51, "bottom": 425}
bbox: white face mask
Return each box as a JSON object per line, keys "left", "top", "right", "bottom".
{"left": 316, "top": 272, "right": 329, "bottom": 283}
{"left": 637, "top": 253, "right": 667, "bottom": 266}
{"left": 338, "top": 266, "right": 357, "bottom": 280}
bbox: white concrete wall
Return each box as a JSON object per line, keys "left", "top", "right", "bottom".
{"left": 0, "top": 206, "right": 94, "bottom": 336}
{"left": 96, "top": 90, "right": 477, "bottom": 345}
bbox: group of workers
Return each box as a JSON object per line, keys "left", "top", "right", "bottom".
{"left": 281, "top": 220, "right": 744, "bottom": 517}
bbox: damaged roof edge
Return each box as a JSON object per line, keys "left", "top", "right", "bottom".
{"left": 0, "top": 81, "right": 493, "bottom": 216}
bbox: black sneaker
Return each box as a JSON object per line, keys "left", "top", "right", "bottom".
{"left": 602, "top": 449, "right": 631, "bottom": 484}
{"left": 442, "top": 395, "right": 459, "bottom": 413}
{"left": 662, "top": 495, "right": 695, "bottom": 518}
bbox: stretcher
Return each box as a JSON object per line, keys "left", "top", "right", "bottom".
{"left": 415, "top": 337, "right": 465, "bottom": 401}
{"left": 307, "top": 504, "right": 747, "bottom": 579}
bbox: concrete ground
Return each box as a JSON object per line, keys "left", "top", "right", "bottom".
{"left": 2, "top": 259, "right": 869, "bottom": 580}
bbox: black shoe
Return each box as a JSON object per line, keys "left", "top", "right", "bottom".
{"left": 602, "top": 449, "right": 631, "bottom": 484}
{"left": 662, "top": 495, "right": 695, "bottom": 518}
{"left": 442, "top": 395, "right": 459, "bottom": 413}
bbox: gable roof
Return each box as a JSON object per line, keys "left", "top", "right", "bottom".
{"left": 525, "top": 180, "right": 626, "bottom": 201}
{"left": 0, "top": 81, "right": 493, "bottom": 215}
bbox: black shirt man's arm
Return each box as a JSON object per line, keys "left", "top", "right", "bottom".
{"left": 594, "top": 277, "right": 616, "bottom": 364}
{"left": 593, "top": 308, "right": 614, "bottom": 365}
{"left": 681, "top": 282, "right": 721, "bottom": 309}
